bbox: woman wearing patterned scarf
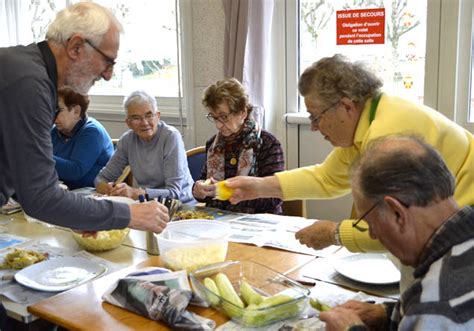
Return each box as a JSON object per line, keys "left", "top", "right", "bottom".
{"left": 192, "top": 78, "right": 284, "bottom": 214}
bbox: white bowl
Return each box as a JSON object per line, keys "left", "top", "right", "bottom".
{"left": 156, "top": 220, "right": 230, "bottom": 272}
{"left": 72, "top": 228, "right": 130, "bottom": 252}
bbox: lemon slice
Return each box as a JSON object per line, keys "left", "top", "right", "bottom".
{"left": 215, "top": 181, "right": 234, "bottom": 201}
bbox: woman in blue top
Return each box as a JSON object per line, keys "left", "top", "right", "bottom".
{"left": 51, "top": 87, "right": 113, "bottom": 189}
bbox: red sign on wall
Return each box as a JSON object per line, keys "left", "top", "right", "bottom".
{"left": 336, "top": 8, "right": 385, "bottom": 45}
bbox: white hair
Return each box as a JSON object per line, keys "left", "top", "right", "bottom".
{"left": 123, "top": 91, "right": 158, "bottom": 115}
{"left": 46, "top": 2, "right": 123, "bottom": 45}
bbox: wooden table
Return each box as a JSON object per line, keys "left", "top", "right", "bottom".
{"left": 28, "top": 244, "right": 315, "bottom": 330}
{"left": 0, "top": 212, "right": 150, "bottom": 324}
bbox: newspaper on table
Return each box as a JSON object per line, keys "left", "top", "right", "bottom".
{"left": 0, "top": 233, "right": 29, "bottom": 251}
{"left": 221, "top": 214, "right": 339, "bottom": 257}
{"left": 0, "top": 242, "right": 119, "bottom": 305}
{"left": 103, "top": 267, "right": 215, "bottom": 330}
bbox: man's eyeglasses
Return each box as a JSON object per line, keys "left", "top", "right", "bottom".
{"left": 85, "top": 39, "right": 116, "bottom": 68}
{"left": 128, "top": 112, "right": 156, "bottom": 124}
{"left": 352, "top": 198, "right": 410, "bottom": 232}
{"left": 308, "top": 100, "right": 340, "bottom": 125}
{"left": 206, "top": 113, "right": 232, "bottom": 124}
{"left": 352, "top": 200, "right": 383, "bottom": 232}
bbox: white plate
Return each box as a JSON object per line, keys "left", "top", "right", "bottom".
{"left": 332, "top": 253, "right": 400, "bottom": 285}
{"left": 96, "top": 196, "right": 136, "bottom": 205}
{"left": 15, "top": 256, "right": 107, "bottom": 292}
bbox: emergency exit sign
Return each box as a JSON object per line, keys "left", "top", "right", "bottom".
{"left": 336, "top": 8, "right": 385, "bottom": 45}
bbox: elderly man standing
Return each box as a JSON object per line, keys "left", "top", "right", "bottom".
{"left": 320, "top": 135, "right": 474, "bottom": 331}
{"left": 95, "top": 90, "right": 194, "bottom": 203}
{"left": 0, "top": 3, "right": 168, "bottom": 232}
{"left": 226, "top": 54, "right": 474, "bottom": 255}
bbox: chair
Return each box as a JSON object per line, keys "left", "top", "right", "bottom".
{"left": 281, "top": 200, "right": 307, "bottom": 218}
{"left": 186, "top": 146, "right": 206, "bottom": 182}
{"left": 111, "top": 138, "right": 133, "bottom": 186}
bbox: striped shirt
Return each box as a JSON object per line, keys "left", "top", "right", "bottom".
{"left": 388, "top": 206, "right": 474, "bottom": 330}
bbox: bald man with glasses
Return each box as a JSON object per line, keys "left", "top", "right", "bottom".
{"left": 319, "top": 135, "right": 474, "bottom": 331}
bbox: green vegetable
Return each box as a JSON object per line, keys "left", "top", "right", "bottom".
{"left": 310, "top": 298, "right": 331, "bottom": 311}
{"left": 241, "top": 294, "right": 301, "bottom": 327}
{"left": 215, "top": 273, "right": 244, "bottom": 318}
{"left": 203, "top": 277, "right": 221, "bottom": 306}
{"left": 240, "top": 280, "right": 264, "bottom": 305}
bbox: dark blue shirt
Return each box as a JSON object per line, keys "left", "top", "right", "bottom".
{"left": 51, "top": 116, "right": 114, "bottom": 189}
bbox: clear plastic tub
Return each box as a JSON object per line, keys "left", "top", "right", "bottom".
{"left": 190, "top": 260, "right": 310, "bottom": 327}
{"left": 156, "top": 220, "right": 230, "bottom": 272}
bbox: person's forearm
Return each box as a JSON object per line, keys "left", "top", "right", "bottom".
{"left": 259, "top": 176, "right": 283, "bottom": 199}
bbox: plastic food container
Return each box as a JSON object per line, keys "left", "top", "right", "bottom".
{"left": 72, "top": 228, "right": 130, "bottom": 252}
{"left": 189, "top": 260, "right": 310, "bottom": 327}
{"left": 156, "top": 220, "right": 230, "bottom": 272}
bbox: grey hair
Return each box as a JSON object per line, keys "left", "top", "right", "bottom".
{"left": 298, "top": 54, "right": 383, "bottom": 108}
{"left": 123, "top": 90, "right": 158, "bottom": 115}
{"left": 46, "top": 2, "right": 123, "bottom": 46}
{"left": 352, "top": 135, "right": 455, "bottom": 207}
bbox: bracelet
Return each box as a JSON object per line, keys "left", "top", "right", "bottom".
{"left": 334, "top": 223, "right": 342, "bottom": 246}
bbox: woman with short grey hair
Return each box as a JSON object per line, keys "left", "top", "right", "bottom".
{"left": 298, "top": 54, "right": 383, "bottom": 110}
{"left": 225, "top": 54, "right": 474, "bottom": 263}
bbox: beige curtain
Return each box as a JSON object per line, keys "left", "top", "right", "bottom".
{"left": 222, "top": 0, "right": 248, "bottom": 81}
{"left": 222, "top": 0, "right": 274, "bottom": 127}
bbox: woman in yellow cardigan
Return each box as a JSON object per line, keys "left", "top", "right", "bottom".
{"left": 226, "top": 54, "right": 474, "bottom": 254}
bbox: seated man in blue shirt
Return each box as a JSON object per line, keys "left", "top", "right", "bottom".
{"left": 95, "top": 90, "right": 194, "bottom": 203}
{"left": 52, "top": 86, "right": 114, "bottom": 189}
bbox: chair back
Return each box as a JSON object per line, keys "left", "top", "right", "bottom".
{"left": 186, "top": 146, "right": 206, "bottom": 182}
{"left": 110, "top": 138, "right": 133, "bottom": 186}
{"left": 281, "top": 200, "right": 307, "bottom": 218}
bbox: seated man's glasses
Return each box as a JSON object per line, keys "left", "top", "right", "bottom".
{"left": 352, "top": 200, "right": 383, "bottom": 232}
{"left": 206, "top": 113, "right": 231, "bottom": 124}
{"left": 352, "top": 198, "right": 410, "bottom": 232}
{"left": 85, "top": 39, "right": 116, "bottom": 69}
{"left": 308, "top": 100, "right": 340, "bottom": 125}
{"left": 128, "top": 112, "right": 156, "bottom": 124}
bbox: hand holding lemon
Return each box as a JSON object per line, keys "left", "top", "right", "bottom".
{"left": 215, "top": 180, "right": 235, "bottom": 201}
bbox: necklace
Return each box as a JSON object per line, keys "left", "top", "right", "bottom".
{"left": 230, "top": 155, "right": 237, "bottom": 165}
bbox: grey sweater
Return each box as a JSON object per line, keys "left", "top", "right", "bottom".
{"left": 0, "top": 42, "right": 129, "bottom": 231}
{"left": 95, "top": 122, "right": 194, "bottom": 203}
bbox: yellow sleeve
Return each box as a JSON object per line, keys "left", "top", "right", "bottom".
{"left": 339, "top": 219, "right": 387, "bottom": 253}
{"left": 276, "top": 147, "right": 358, "bottom": 200}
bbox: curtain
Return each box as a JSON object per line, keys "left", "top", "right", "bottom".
{"left": 0, "top": 0, "right": 29, "bottom": 47}
{"left": 222, "top": 0, "right": 274, "bottom": 127}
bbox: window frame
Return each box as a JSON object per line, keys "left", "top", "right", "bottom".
{"left": 86, "top": 0, "right": 193, "bottom": 132}
{"left": 285, "top": 0, "right": 474, "bottom": 134}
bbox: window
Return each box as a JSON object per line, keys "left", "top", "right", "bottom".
{"left": 1, "top": 0, "right": 184, "bottom": 112}
{"left": 86, "top": 0, "right": 180, "bottom": 98}
{"left": 299, "top": 0, "right": 427, "bottom": 106}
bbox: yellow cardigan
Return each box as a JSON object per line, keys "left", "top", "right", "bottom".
{"left": 276, "top": 94, "right": 474, "bottom": 252}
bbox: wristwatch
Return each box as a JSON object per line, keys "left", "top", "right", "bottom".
{"left": 334, "top": 222, "right": 342, "bottom": 246}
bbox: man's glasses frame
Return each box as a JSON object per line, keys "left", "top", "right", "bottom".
{"left": 127, "top": 112, "right": 156, "bottom": 124}
{"left": 308, "top": 100, "right": 340, "bottom": 125}
{"left": 85, "top": 39, "right": 116, "bottom": 68}
{"left": 352, "top": 198, "right": 409, "bottom": 232}
{"left": 352, "top": 200, "right": 383, "bottom": 232}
